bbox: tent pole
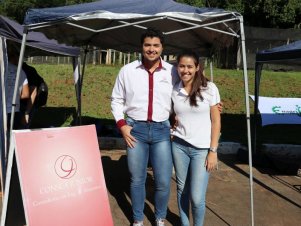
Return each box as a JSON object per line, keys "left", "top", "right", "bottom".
{"left": 73, "top": 57, "right": 81, "bottom": 125}
{"left": 7, "top": 28, "right": 28, "bottom": 168}
{"left": 239, "top": 16, "right": 254, "bottom": 226}
{"left": 210, "top": 60, "right": 213, "bottom": 82}
{"left": 0, "top": 37, "right": 8, "bottom": 198}
{"left": 78, "top": 48, "right": 88, "bottom": 125}
{"left": 254, "top": 63, "right": 263, "bottom": 154}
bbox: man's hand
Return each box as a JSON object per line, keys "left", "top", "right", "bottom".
{"left": 120, "top": 125, "right": 137, "bottom": 148}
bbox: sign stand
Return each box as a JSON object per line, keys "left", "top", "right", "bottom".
{"left": 1, "top": 125, "right": 113, "bottom": 226}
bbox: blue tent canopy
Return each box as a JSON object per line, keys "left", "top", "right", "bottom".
{"left": 256, "top": 40, "right": 301, "bottom": 64}
{"left": 23, "top": 0, "right": 241, "bottom": 55}
{"left": 0, "top": 15, "right": 80, "bottom": 56}
{"left": 253, "top": 40, "right": 301, "bottom": 151}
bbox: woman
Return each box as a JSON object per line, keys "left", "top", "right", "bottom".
{"left": 171, "top": 51, "right": 221, "bottom": 226}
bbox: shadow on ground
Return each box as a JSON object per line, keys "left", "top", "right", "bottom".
{"left": 219, "top": 154, "right": 301, "bottom": 209}
{"left": 221, "top": 113, "right": 301, "bottom": 145}
{"left": 30, "top": 106, "right": 76, "bottom": 128}
{"left": 30, "top": 109, "right": 121, "bottom": 137}
{"left": 101, "top": 154, "right": 179, "bottom": 226}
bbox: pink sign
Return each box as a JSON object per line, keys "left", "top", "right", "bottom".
{"left": 14, "top": 125, "right": 113, "bottom": 226}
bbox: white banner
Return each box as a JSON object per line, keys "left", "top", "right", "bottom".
{"left": 250, "top": 95, "right": 301, "bottom": 126}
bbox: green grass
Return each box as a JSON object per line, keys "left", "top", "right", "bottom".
{"left": 30, "top": 63, "right": 301, "bottom": 144}
{"left": 33, "top": 64, "right": 120, "bottom": 119}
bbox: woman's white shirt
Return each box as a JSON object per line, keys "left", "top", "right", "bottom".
{"left": 171, "top": 81, "right": 220, "bottom": 148}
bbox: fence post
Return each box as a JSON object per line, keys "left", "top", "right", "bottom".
{"left": 113, "top": 50, "right": 116, "bottom": 65}
{"left": 127, "top": 53, "right": 130, "bottom": 64}
{"left": 119, "top": 52, "right": 122, "bottom": 65}
{"left": 106, "top": 49, "right": 112, "bottom": 65}
{"left": 99, "top": 49, "right": 102, "bottom": 64}
{"left": 93, "top": 47, "right": 97, "bottom": 65}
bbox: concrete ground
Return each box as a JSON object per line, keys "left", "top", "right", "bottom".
{"left": 101, "top": 150, "right": 301, "bottom": 226}
{"left": 0, "top": 149, "right": 300, "bottom": 226}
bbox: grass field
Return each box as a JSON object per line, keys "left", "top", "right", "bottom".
{"left": 30, "top": 63, "right": 301, "bottom": 145}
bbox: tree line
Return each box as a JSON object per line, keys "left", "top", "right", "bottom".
{"left": 1, "top": 0, "right": 300, "bottom": 29}
{"left": 177, "top": 0, "right": 301, "bottom": 28}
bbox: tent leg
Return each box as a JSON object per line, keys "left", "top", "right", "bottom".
{"left": 73, "top": 57, "right": 81, "bottom": 125}
{"left": 78, "top": 48, "right": 88, "bottom": 125}
{"left": 254, "top": 63, "right": 263, "bottom": 154}
{"left": 8, "top": 29, "right": 28, "bottom": 162}
{"left": 210, "top": 60, "right": 213, "bottom": 82}
{"left": 0, "top": 37, "right": 8, "bottom": 198}
{"left": 239, "top": 17, "right": 254, "bottom": 226}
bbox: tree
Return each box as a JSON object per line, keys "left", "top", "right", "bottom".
{"left": 177, "top": 0, "right": 301, "bottom": 28}
{"left": 177, "top": 0, "right": 205, "bottom": 7}
{"left": 0, "top": 0, "right": 95, "bottom": 24}
{"left": 243, "top": 0, "right": 301, "bottom": 28}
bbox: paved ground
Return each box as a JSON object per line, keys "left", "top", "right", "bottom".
{"left": 101, "top": 150, "right": 301, "bottom": 226}
{"left": 0, "top": 149, "right": 300, "bottom": 226}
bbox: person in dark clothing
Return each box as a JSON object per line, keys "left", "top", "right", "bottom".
{"left": 20, "top": 62, "right": 45, "bottom": 128}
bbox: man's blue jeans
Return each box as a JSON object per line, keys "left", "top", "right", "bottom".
{"left": 172, "top": 137, "right": 210, "bottom": 226}
{"left": 126, "top": 118, "right": 172, "bottom": 222}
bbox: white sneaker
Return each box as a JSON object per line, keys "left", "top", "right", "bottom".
{"left": 156, "top": 219, "right": 165, "bottom": 226}
{"left": 133, "top": 221, "right": 144, "bottom": 226}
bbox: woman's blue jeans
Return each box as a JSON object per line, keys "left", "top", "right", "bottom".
{"left": 126, "top": 118, "right": 172, "bottom": 222}
{"left": 172, "top": 137, "right": 210, "bottom": 226}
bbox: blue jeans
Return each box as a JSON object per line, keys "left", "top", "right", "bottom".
{"left": 126, "top": 118, "right": 172, "bottom": 222}
{"left": 172, "top": 137, "right": 210, "bottom": 226}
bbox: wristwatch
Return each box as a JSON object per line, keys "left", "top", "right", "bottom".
{"left": 209, "top": 147, "right": 218, "bottom": 153}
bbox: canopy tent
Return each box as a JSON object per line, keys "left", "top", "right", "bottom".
{"left": 0, "top": 15, "right": 80, "bottom": 56}
{"left": 255, "top": 40, "right": 301, "bottom": 64}
{"left": 23, "top": 0, "right": 241, "bottom": 56}
{"left": 0, "top": 15, "right": 81, "bottom": 190}
{"left": 15, "top": 0, "right": 253, "bottom": 224}
{"left": 254, "top": 40, "right": 301, "bottom": 152}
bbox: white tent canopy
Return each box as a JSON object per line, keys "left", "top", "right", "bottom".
{"left": 17, "top": 0, "right": 253, "bottom": 225}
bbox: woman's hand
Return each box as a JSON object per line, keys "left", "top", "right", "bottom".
{"left": 217, "top": 101, "right": 223, "bottom": 113}
{"left": 205, "top": 151, "right": 218, "bottom": 172}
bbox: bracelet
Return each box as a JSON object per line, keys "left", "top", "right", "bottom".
{"left": 209, "top": 147, "right": 218, "bottom": 153}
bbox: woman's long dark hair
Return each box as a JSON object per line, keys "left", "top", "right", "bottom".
{"left": 177, "top": 51, "right": 208, "bottom": 107}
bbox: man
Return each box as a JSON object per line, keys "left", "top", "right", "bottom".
{"left": 111, "top": 28, "right": 174, "bottom": 226}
